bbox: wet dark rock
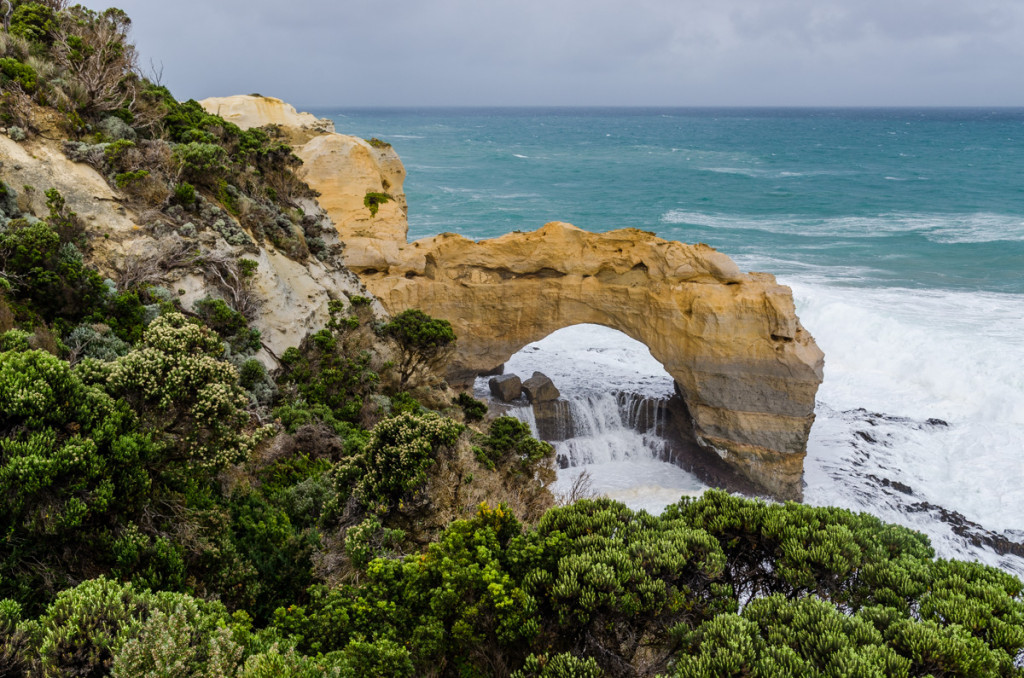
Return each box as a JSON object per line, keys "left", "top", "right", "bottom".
{"left": 480, "top": 363, "right": 505, "bottom": 377}
{"left": 534, "top": 399, "right": 572, "bottom": 441}
{"left": 907, "top": 501, "right": 1024, "bottom": 559}
{"left": 523, "top": 372, "right": 560, "bottom": 403}
{"left": 868, "top": 474, "right": 914, "bottom": 495}
{"left": 854, "top": 430, "right": 877, "bottom": 444}
{"left": 488, "top": 374, "right": 522, "bottom": 402}
{"left": 926, "top": 418, "right": 950, "bottom": 427}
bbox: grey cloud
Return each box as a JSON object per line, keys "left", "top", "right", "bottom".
{"left": 107, "top": 0, "right": 1024, "bottom": 106}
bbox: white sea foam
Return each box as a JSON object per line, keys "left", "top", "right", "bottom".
{"left": 501, "top": 325, "right": 674, "bottom": 398}
{"left": 661, "top": 210, "right": 1024, "bottom": 244}
{"left": 482, "top": 289, "right": 1024, "bottom": 574}
{"left": 790, "top": 280, "right": 1024, "bottom": 539}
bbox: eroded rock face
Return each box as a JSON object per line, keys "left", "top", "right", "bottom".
{"left": 355, "top": 223, "right": 824, "bottom": 500}
{"left": 199, "top": 96, "right": 409, "bottom": 245}
{"left": 199, "top": 96, "right": 825, "bottom": 501}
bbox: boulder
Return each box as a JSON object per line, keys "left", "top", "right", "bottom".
{"left": 489, "top": 374, "right": 522, "bottom": 402}
{"left": 523, "top": 372, "right": 560, "bottom": 403}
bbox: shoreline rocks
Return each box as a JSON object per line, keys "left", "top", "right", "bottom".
{"left": 489, "top": 374, "right": 522, "bottom": 402}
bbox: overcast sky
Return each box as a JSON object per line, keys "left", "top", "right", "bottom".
{"left": 102, "top": 0, "right": 1024, "bottom": 107}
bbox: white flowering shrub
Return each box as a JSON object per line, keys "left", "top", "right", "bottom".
{"left": 0, "top": 350, "right": 155, "bottom": 605}
{"left": 111, "top": 602, "right": 243, "bottom": 677}
{"left": 355, "top": 412, "right": 464, "bottom": 514}
{"left": 104, "top": 313, "right": 268, "bottom": 473}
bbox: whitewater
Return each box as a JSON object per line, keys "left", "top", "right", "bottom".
{"left": 320, "top": 107, "right": 1024, "bottom": 574}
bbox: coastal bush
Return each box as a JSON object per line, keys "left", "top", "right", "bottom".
{"left": 173, "top": 181, "right": 196, "bottom": 206}
{"left": 354, "top": 411, "right": 464, "bottom": 514}
{"left": 381, "top": 308, "right": 456, "bottom": 389}
{"left": 277, "top": 305, "right": 382, "bottom": 424}
{"left": 456, "top": 391, "right": 487, "bottom": 421}
{"left": 512, "top": 653, "right": 603, "bottom": 678}
{"left": 175, "top": 141, "right": 229, "bottom": 185}
{"left": 363, "top": 190, "right": 391, "bottom": 217}
{"left": 10, "top": 3, "right": 57, "bottom": 46}
{"left": 104, "top": 312, "right": 265, "bottom": 475}
{"left": 0, "top": 56, "right": 37, "bottom": 92}
{"left": 475, "top": 415, "right": 553, "bottom": 472}
{"left": 194, "top": 296, "right": 262, "bottom": 354}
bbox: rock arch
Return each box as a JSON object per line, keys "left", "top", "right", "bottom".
{"left": 197, "top": 96, "right": 825, "bottom": 501}
{"left": 352, "top": 222, "right": 824, "bottom": 501}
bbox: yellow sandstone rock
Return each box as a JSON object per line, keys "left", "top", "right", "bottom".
{"left": 199, "top": 96, "right": 826, "bottom": 501}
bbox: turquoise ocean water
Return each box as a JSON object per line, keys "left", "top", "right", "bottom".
{"left": 317, "top": 108, "right": 1024, "bottom": 572}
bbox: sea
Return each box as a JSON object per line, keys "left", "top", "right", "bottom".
{"left": 312, "top": 107, "right": 1024, "bottom": 575}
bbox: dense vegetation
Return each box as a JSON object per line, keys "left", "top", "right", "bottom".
{"left": 2, "top": 3, "right": 1023, "bottom": 677}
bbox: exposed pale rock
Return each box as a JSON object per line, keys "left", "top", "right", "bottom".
{"left": 0, "top": 135, "right": 379, "bottom": 363}
{"left": 523, "top": 372, "right": 561, "bottom": 403}
{"left": 489, "top": 374, "right": 522, "bottom": 402}
{"left": 199, "top": 95, "right": 335, "bottom": 145}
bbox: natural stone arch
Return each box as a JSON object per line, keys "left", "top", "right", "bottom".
{"left": 196, "top": 96, "right": 825, "bottom": 501}
{"left": 352, "top": 222, "right": 824, "bottom": 501}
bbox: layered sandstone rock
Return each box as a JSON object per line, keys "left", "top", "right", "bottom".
{"left": 354, "top": 222, "right": 824, "bottom": 500}
{"left": 199, "top": 95, "right": 335, "bottom": 145}
{"left": 198, "top": 95, "right": 826, "bottom": 501}
{"left": 199, "top": 96, "right": 409, "bottom": 244}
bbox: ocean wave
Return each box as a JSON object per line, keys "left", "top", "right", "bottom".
{"left": 791, "top": 279, "right": 1024, "bottom": 539}
{"left": 661, "top": 210, "right": 1024, "bottom": 244}
{"left": 489, "top": 291, "right": 1024, "bottom": 569}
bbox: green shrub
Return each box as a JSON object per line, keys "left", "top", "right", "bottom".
{"left": 239, "top": 358, "right": 267, "bottom": 390}
{"left": 174, "top": 142, "right": 229, "bottom": 185}
{"left": 173, "top": 181, "right": 196, "bottom": 206}
{"left": 194, "top": 296, "right": 262, "bottom": 354}
{"left": 104, "top": 313, "right": 265, "bottom": 474}
{"left": 0, "top": 216, "right": 106, "bottom": 323}
{"left": 103, "top": 138, "right": 136, "bottom": 168}
{"left": 475, "top": 416, "right": 553, "bottom": 471}
{"left": 0, "top": 58, "right": 38, "bottom": 93}
{"left": 512, "top": 653, "right": 603, "bottom": 678}
{"left": 381, "top": 309, "right": 456, "bottom": 389}
{"left": 114, "top": 169, "right": 149, "bottom": 188}
{"left": 344, "top": 515, "right": 405, "bottom": 570}
{"left": 363, "top": 191, "right": 392, "bottom": 217}
{"left": 111, "top": 602, "right": 242, "bottom": 677}
{"left": 355, "top": 412, "right": 464, "bottom": 514}
{"left": 456, "top": 392, "right": 487, "bottom": 421}
{"left": 277, "top": 319, "right": 380, "bottom": 424}
{"left": 29, "top": 577, "right": 152, "bottom": 676}
{"left": 10, "top": 3, "right": 56, "bottom": 46}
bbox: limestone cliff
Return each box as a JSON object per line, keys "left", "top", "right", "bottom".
{"left": 210, "top": 96, "right": 826, "bottom": 500}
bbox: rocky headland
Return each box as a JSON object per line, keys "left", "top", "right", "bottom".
{"left": 198, "top": 95, "right": 825, "bottom": 500}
